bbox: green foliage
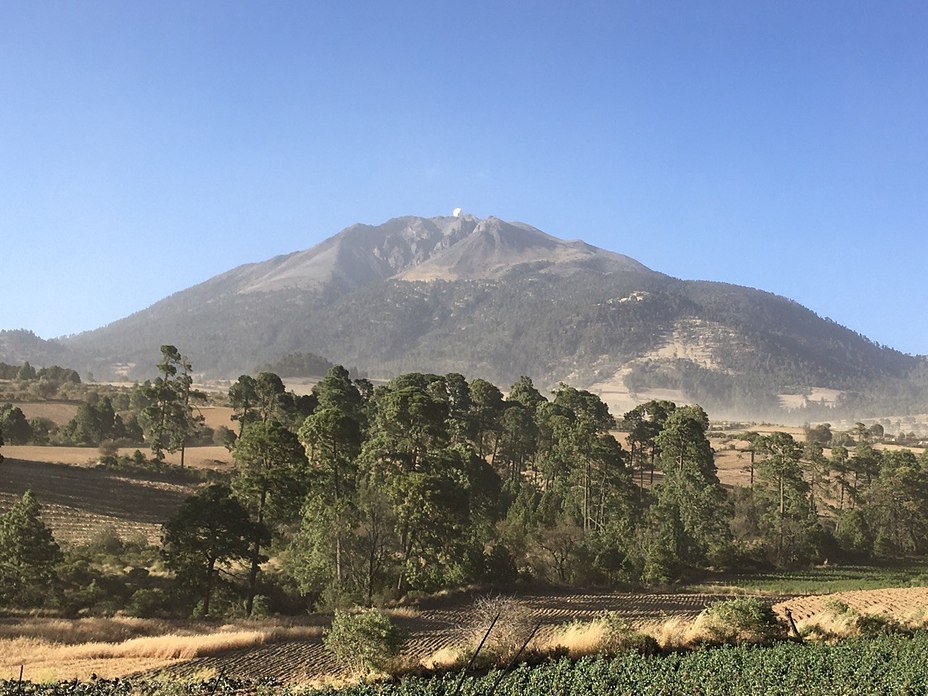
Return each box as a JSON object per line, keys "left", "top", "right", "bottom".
{"left": 139, "top": 345, "right": 204, "bottom": 464}
{"left": 695, "top": 597, "right": 786, "bottom": 646}
{"left": 323, "top": 608, "right": 403, "bottom": 675}
{"left": 640, "top": 405, "right": 730, "bottom": 580}
{"left": 53, "top": 529, "right": 162, "bottom": 616}
{"left": 0, "top": 490, "right": 61, "bottom": 607}
{"left": 161, "top": 484, "right": 260, "bottom": 617}
{"left": 58, "top": 394, "right": 142, "bottom": 446}
{"left": 718, "top": 563, "right": 928, "bottom": 594}
{"left": 232, "top": 419, "right": 308, "bottom": 615}
{"left": 0, "top": 403, "right": 32, "bottom": 444}
{"left": 597, "top": 612, "right": 660, "bottom": 655}
{"left": 257, "top": 350, "right": 336, "bottom": 378}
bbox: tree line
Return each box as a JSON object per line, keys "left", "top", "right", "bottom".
{"left": 2, "top": 346, "right": 928, "bottom": 618}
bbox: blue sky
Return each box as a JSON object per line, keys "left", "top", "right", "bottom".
{"left": 2, "top": 1, "right": 926, "bottom": 355}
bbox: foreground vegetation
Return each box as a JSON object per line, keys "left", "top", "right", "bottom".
{"left": 3, "top": 632, "right": 928, "bottom": 694}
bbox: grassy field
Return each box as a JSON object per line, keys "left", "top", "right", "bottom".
{"left": 0, "top": 617, "right": 324, "bottom": 683}
{"left": 3, "top": 444, "right": 233, "bottom": 469}
{"left": 694, "top": 564, "right": 928, "bottom": 595}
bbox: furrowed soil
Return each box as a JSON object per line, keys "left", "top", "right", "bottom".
{"left": 0, "top": 458, "right": 195, "bottom": 544}
{"left": 775, "top": 586, "right": 928, "bottom": 624}
{"left": 140, "top": 591, "right": 780, "bottom": 684}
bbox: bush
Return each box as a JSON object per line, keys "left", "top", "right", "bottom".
{"left": 125, "top": 587, "right": 169, "bottom": 618}
{"left": 323, "top": 609, "right": 403, "bottom": 675}
{"left": 855, "top": 613, "right": 908, "bottom": 637}
{"left": 803, "top": 600, "right": 913, "bottom": 640}
{"left": 694, "top": 597, "right": 786, "bottom": 646}
{"left": 599, "top": 612, "right": 659, "bottom": 655}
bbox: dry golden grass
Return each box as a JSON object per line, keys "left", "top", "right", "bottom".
{"left": 647, "top": 615, "right": 697, "bottom": 649}
{"left": 419, "top": 645, "right": 466, "bottom": 671}
{"left": 4, "top": 445, "right": 232, "bottom": 469}
{"left": 0, "top": 616, "right": 182, "bottom": 644}
{"left": 0, "top": 618, "right": 323, "bottom": 682}
{"left": 13, "top": 401, "right": 79, "bottom": 426}
{"left": 197, "top": 406, "right": 236, "bottom": 431}
{"left": 381, "top": 606, "right": 421, "bottom": 620}
{"left": 539, "top": 620, "right": 607, "bottom": 658}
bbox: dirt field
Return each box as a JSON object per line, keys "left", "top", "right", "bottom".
{"left": 0, "top": 458, "right": 196, "bottom": 544}
{"left": 198, "top": 406, "right": 236, "bottom": 431}
{"left": 120, "top": 586, "right": 928, "bottom": 684}
{"left": 0, "top": 617, "right": 325, "bottom": 683}
{"left": 3, "top": 445, "right": 233, "bottom": 469}
{"left": 146, "top": 591, "right": 750, "bottom": 684}
{"left": 12, "top": 401, "right": 80, "bottom": 426}
{"left": 775, "top": 586, "right": 928, "bottom": 624}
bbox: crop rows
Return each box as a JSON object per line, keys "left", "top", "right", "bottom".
{"left": 147, "top": 592, "right": 750, "bottom": 683}
{"left": 776, "top": 586, "right": 928, "bottom": 622}
{"left": 6, "top": 633, "right": 928, "bottom": 695}
{"left": 0, "top": 458, "right": 194, "bottom": 544}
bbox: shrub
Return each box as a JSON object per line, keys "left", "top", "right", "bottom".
{"left": 323, "top": 609, "right": 403, "bottom": 675}
{"left": 694, "top": 597, "right": 786, "bottom": 646}
{"left": 803, "top": 600, "right": 913, "bottom": 640}
{"left": 599, "top": 612, "right": 660, "bottom": 655}
{"left": 461, "top": 595, "right": 535, "bottom": 665}
{"left": 125, "top": 588, "right": 170, "bottom": 618}
{"left": 855, "top": 613, "right": 908, "bottom": 637}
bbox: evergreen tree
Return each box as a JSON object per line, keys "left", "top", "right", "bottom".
{"left": 298, "top": 367, "right": 364, "bottom": 591}
{"left": 140, "top": 345, "right": 203, "bottom": 465}
{"left": 232, "top": 420, "right": 308, "bottom": 615}
{"left": 646, "top": 406, "right": 730, "bottom": 577}
{"left": 0, "top": 490, "right": 61, "bottom": 607}
{"left": 753, "top": 432, "right": 820, "bottom": 566}
{"left": 161, "top": 484, "right": 259, "bottom": 616}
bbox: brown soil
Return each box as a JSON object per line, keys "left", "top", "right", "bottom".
{"left": 149, "top": 591, "right": 755, "bottom": 684}
{"left": 0, "top": 458, "right": 195, "bottom": 544}
{"left": 775, "top": 586, "right": 928, "bottom": 623}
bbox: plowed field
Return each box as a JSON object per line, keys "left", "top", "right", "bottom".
{"left": 149, "top": 591, "right": 757, "bottom": 683}
{"left": 775, "top": 586, "right": 928, "bottom": 623}
{"left": 0, "top": 458, "right": 195, "bottom": 544}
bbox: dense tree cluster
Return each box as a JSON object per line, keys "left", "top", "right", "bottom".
{"left": 4, "top": 350, "right": 928, "bottom": 619}
{"left": 0, "top": 361, "right": 80, "bottom": 383}
{"left": 203, "top": 367, "right": 733, "bottom": 612}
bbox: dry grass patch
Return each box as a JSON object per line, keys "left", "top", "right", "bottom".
{"left": 419, "top": 645, "right": 466, "bottom": 671}
{"left": 541, "top": 620, "right": 607, "bottom": 658}
{"left": 2, "top": 445, "right": 232, "bottom": 470}
{"left": 459, "top": 595, "right": 535, "bottom": 664}
{"left": 646, "top": 615, "right": 695, "bottom": 649}
{"left": 0, "top": 617, "right": 322, "bottom": 682}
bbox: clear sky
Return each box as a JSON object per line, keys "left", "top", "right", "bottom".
{"left": 2, "top": 1, "right": 926, "bottom": 355}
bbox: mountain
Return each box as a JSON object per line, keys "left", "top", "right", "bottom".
{"left": 0, "top": 330, "right": 71, "bottom": 367}
{"left": 12, "top": 214, "right": 928, "bottom": 420}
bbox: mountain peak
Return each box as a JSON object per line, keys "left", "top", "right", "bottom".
{"left": 227, "top": 215, "right": 651, "bottom": 292}
{"left": 397, "top": 216, "right": 651, "bottom": 281}
{"left": 49, "top": 212, "right": 926, "bottom": 421}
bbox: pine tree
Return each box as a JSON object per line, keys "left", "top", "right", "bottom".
{"left": 0, "top": 490, "right": 61, "bottom": 606}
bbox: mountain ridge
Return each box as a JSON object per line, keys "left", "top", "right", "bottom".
{"left": 4, "top": 214, "right": 926, "bottom": 420}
